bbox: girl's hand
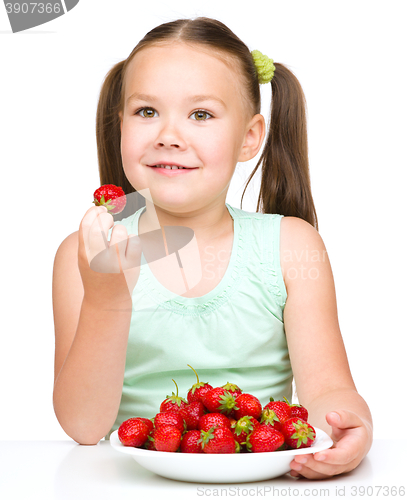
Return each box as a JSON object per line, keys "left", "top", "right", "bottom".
{"left": 78, "top": 205, "right": 142, "bottom": 307}
{"left": 289, "top": 410, "right": 372, "bottom": 479}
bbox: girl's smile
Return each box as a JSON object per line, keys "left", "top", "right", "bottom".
{"left": 148, "top": 164, "right": 199, "bottom": 176}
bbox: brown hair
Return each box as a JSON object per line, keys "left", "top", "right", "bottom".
{"left": 96, "top": 17, "right": 318, "bottom": 229}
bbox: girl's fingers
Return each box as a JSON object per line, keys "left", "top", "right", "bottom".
{"left": 88, "top": 211, "right": 114, "bottom": 260}
{"left": 109, "top": 224, "right": 128, "bottom": 246}
{"left": 111, "top": 230, "right": 142, "bottom": 272}
{"left": 79, "top": 206, "right": 107, "bottom": 254}
{"left": 80, "top": 205, "right": 108, "bottom": 236}
{"left": 290, "top": 463, "right": 332, "bottom": 480}
{"left": 290, "top": 455, "right": 358, "bottom": 479}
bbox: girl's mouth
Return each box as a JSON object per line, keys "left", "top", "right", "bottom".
{"left": 148, "top": 165, "right": 198, "bottom": 175}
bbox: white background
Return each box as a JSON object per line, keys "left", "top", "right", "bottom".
{"left": 0, "top": 1, "right": 405, "bottom": 441}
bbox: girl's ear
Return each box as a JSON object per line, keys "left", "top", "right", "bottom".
{"left": 238, "top": 114, "right": 266, "bottom": 162}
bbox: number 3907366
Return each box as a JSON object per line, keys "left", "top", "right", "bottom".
{"left": 5, "top": 3, "right": 62, "bottom": 14}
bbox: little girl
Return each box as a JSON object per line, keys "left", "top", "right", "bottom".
{"left": 52, "top": 17, "right": 373, "bottom": 479}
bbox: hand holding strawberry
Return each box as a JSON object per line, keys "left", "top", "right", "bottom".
{"left": 78, "top": 186, "right": 142, "bottom": 305}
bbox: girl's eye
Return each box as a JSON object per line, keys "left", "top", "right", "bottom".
{"left": 136, "top": 107, "right": 157, "bottom": 118}
{"left": 191, "top": 110, "right": 212, "bottom": 121}
{"left": 135, "top": 108, "right": 212, "bottom": 120}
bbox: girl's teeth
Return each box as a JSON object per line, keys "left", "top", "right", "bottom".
{"left": 155, "top": 165, "right": 185, "bottom": 169}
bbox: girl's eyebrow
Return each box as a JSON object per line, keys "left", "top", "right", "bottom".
{"left": 126, "top": 92, "right": 226, "bottom": 109}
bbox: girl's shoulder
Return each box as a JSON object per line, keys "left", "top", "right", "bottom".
{"left": 279, "top": 216, "right": 329, "bottom": 284}
{"left": 280, "top": 215, "right": 321, "bottom": 244}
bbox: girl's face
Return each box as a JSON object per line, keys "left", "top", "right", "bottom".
{"left": 119, "top": 42, "right": 256, "bottom": 214}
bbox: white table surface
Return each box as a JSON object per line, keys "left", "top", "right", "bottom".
{"left": 0, "top": 439, "right": 405, "bottom": 500}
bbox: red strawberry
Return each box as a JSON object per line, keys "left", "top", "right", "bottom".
{"left": 93, "top": 184, "right": 126, "bottom": 214}
{"left": 282, "top": 417, "right": 316, "bottom": 449}
{"left": 186, "top": 365, "right": 213, "bottom": 404}
{"left": 231, "top": 415, "right": 260, "bottom": 445}
{"left": 180, "top": 430, "right": 204, "bottom": 453}
{"left": 160, "top": 379, "right": 188, "bottom": 413}
{"left": 198, "top": 413, "right": 231, "bottom": 432}
{"left": 221, "top": 382, "right": 242, "bottom": 398}
{"left": 262, "top": 398, "right": 291, "bottom": 429}
{"left": 179, "top": 401, "right": 205, "bottom": 430}
{"left": 143, "top": 428, "right": 157, "bottom": 450}
{"left": 228, "top": 416, "right": 237, "bottom": 427}
{"left": 286, "top": 398, "right": 309, "bottom": 421}
{"left": 260, "top": 407, "right": 284, "bottom": 431}
{"left": 138, "top": 417, "right": 154, "bottom": 433}
{"left": 154, "top": 425, "right": 182, "bottom": 452}
{"left": 246, "top": 424, "right": 285, "bottom": 453}
{"left": 202, "top": 387, "right": 238, "bottom": 415}
{"left": 199, "top": 426, "right": 236, "bottom": 454}
{"left": 118, "top": 417, "right": 149, "bottom": 447}
{"left": 154, "top": 411, "right": 185, "bottom": 433}
{"left": 234, "top": 393, "right": 262, "bottom": 420}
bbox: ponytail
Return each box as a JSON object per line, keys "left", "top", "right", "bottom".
{"left": 242, "top": 63, "right": 318, "bottom": 230}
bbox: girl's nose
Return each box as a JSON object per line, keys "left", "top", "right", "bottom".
{"left": 155, "top": 121, "right": 186, "bottom": 150}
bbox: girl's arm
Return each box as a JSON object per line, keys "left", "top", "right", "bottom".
{"left": 280, "top": 216, "right": 373, "bottom": 479}
{"left": 52, "top": 206, "right": 141, "bottom": 445}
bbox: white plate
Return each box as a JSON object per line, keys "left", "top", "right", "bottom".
{"left": 110, "top": 427, "right": 333, "bottom": 483}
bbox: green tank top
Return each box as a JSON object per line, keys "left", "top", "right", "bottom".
{"left": 106, "top": 203, "right": 292, "bottom": 438}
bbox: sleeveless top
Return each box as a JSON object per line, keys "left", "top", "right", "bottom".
{"left": 106, "top": 203, "right": 292, "bottom": 438}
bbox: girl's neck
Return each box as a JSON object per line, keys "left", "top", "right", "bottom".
{"left": 139, "top": 203, "right": 233, "bottom": 244}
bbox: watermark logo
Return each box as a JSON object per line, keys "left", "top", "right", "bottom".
{"left": 4, "top": 0, "right": 79, "bottom": 33}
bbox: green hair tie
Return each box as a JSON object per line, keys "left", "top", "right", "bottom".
{"left": 251, "top": 49, "right": 275, "bottom": 84}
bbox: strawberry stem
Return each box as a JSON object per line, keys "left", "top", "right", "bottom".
{"left": 172, "top": 379, "right": 179, "bottom": 397}
{"left": 187, "top": 364, "right": 199, "bottom": 384}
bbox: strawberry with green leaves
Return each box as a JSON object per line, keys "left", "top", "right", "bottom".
{"left": 202, "top": 387, "right": 238, "bottom": 416}
{"left": 160, "top": 379, "right": 188, "bottom": 413}
{"left": 221, "top": 382, "right": 242, "bottom": 398}
{"left": 198, "top": 426, "right": 237, "bottom": 454}
{"left": 186, "top": 365, "right": 213, "bottom": 404}
{"left": 231, "top": 415, "right": 260, "bottom": 445}
{"left": 261, "top": 398, "right": 291, "bottom": 430}
{"left": 93, "top": 184, "right": 126, "bottom": 214}
{"left": 282, "top": 417, "right": 316, "bottom": 449}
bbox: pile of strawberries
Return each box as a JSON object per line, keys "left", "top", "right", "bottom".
{"left": 118, "top": 366, "right": 316, "bottom": 454}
